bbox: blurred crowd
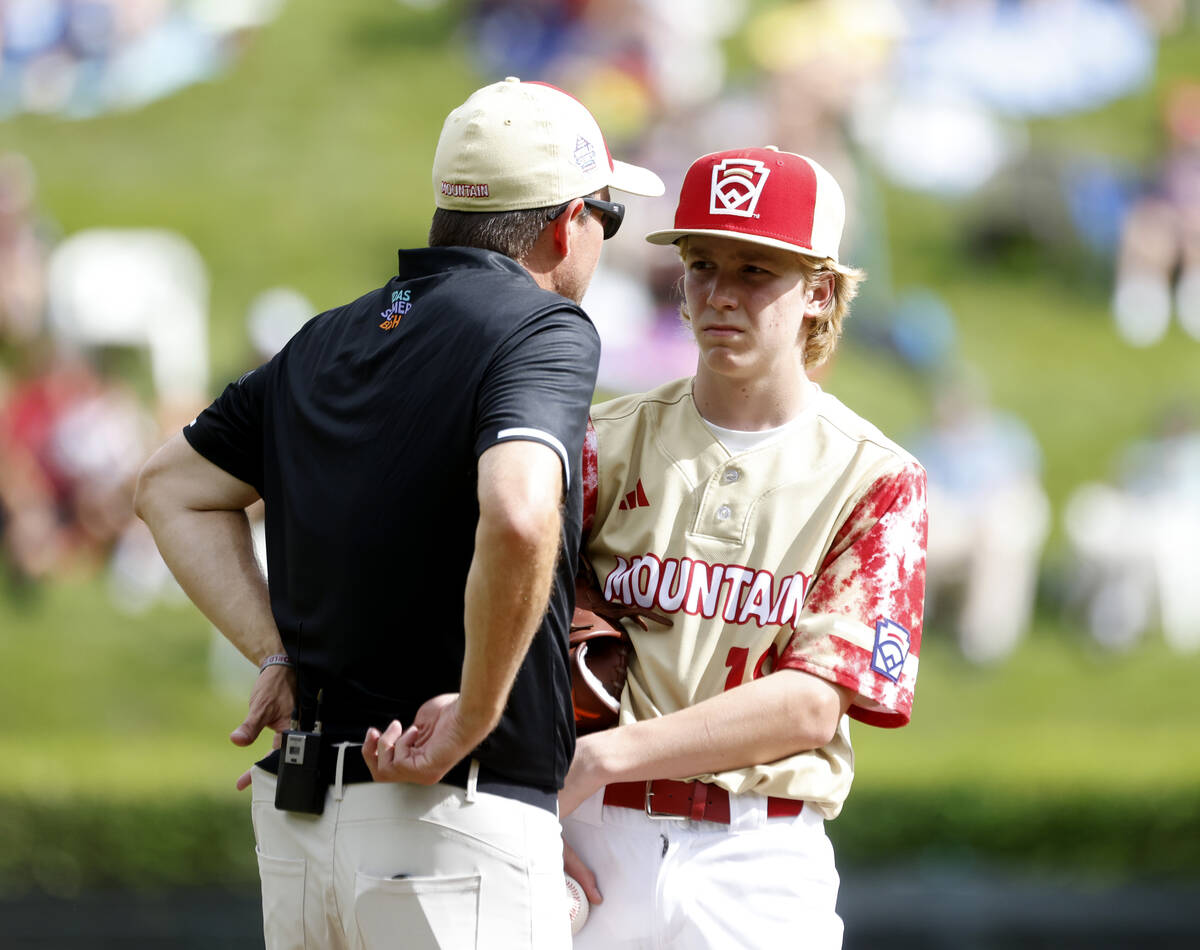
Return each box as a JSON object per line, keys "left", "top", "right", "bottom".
{"left": 0, "top": 0, "right": 287, "bottom": 613}
{"left": 3, "top": 0, "right": 1200, "bottom": 667}
{"left": 1111, "top": 80, "right": 1200, "bottom": 345}
{"left": 0, "top": 149, "right": 202, "bottom": 611}
{"left": 0, "top": 0, "right": 285, "bottom": 119}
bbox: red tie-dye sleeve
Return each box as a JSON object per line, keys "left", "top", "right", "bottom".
{"left": 581, "top": 417, "right": 598, "bottom": 546}
{"left": 777, "top": 461, "right": 928, "bottom": 727}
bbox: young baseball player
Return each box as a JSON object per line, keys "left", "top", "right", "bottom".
{"left": 560, "top": 146, "right": 927, "bottom": 948}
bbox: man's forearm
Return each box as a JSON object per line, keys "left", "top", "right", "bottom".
{"left": 457, "top": 440, "right": 565, "bottom": 741}
{"left": 458, "top": 503, "right": 561, "bottom": 740}
{"left": 147, "top": 506, "right": 283, "bottom": 665}
{"left": 136, "top": 434, "right": 283, "bottom": 667}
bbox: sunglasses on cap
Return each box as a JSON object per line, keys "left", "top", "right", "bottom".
{"left": 547, "top": 196, "right": 625, "bottom": 240}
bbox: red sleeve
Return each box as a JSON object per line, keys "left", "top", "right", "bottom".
{"left": 580, "top": 416, "right": 597, "bottom": 546}
{"left": 777, "top": 462, "right": 928, "bottom": 728}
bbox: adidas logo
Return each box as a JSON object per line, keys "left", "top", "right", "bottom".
{"left": 618, "top": 479, "right": 650, "bottom": 511}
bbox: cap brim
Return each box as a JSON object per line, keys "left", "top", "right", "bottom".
{"left": 644, "top": 227, "right": 854, "bottom": 274}
{"left": 609, "top": 160, "right": 665, "bottom": 197}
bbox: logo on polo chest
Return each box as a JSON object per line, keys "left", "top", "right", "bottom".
{"left": 710, "top": 159, "right": 771, "bottom": 218}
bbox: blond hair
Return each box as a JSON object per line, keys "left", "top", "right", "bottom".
{"left": 676, "top": 238, "right": 865, "bottom": 370}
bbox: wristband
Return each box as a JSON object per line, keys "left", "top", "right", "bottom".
{"left": 258, "top": 653, "right": 295, "bottom": 674}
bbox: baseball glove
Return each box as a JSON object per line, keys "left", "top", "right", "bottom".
{"left": 570, "top": 559, "right": 671, "bottom": 734}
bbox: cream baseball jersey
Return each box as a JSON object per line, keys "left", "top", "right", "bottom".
{"left": 582, "top": 377, "right": 927, "bottom": 818}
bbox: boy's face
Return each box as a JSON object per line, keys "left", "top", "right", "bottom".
{"left": 681, "top": 236, "right": 826, "bottom": 382}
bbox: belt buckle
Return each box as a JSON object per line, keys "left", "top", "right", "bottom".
{"left": 643, "top": 781, "right": 686, "bottom": 821}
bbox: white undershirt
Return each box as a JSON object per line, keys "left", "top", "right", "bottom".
{"left": 694, "top": 379, "right": 821, "bottom": 454}
{"left": 701, "top": 410, "right": 811, "bottom": 454}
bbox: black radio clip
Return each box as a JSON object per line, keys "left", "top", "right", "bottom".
{"left": 274, "top": 688, "right": 328, "bottom": 815}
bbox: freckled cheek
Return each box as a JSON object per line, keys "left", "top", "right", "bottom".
{"left": 762, "top": 311, "right": 793, "bottom": 337}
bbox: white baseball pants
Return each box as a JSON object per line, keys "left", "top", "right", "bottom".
{"left": 562, "top": 788, "right": 843, "bottom": 949}
{"left": 250, "top": 759, "right": 571, "bottom": 950}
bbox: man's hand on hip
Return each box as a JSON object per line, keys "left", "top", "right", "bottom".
{"left": 232, "top": 664, "right": 297, "bottom": 791}
{"left": 362, "top": 693, "right": 473, "bottom": 785}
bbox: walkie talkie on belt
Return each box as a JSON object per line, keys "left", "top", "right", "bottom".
{"left": 274, "top": 688, "right": 328, "bottom": 815}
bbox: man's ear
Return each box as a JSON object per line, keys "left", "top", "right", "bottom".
{"left": 550, "top": 197, "right": 587, "bottom": 258}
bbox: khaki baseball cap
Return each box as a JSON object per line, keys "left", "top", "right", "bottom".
{"left": 433, "top": 77, "right": 665, "bottom": 212}
{"left": 646, "top": 146, "right": 853, "bottom": 273}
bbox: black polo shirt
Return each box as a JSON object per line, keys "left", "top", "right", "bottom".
{"left": 184, "top": 247, "right": 600, "bottom": 790}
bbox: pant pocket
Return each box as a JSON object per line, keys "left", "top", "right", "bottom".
{"left": 354, "top": 869, "right": 480, "bottom": 950}
{"left": 256, "top": 848, "right": 308, "bottom": 950}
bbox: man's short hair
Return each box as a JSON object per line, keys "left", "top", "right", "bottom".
{"left": 428, "top": 206, "right": 556, "bottom": 260}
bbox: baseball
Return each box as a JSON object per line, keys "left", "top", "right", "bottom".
{"left": 565, "top": 874, "right": 589, "bottom": 935}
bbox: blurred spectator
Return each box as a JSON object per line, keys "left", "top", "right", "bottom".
{"left": 910, "top": 367, "right": 1050, "bottom": 664}
{"left": 0, "top": 0, "right": 284, "bottom": 119}
{"left": 50, "top": 351, "right": 157, "bottom": 555}
{"left": 582, "top": 257, "right": 696, "bottom": 393}
{"left": 0, "top": 220, "right": 214, "bottom": 603}
{"left": 108, "top": 283, "right": 310, "bottom": 618}
{"left": 463, "top": 0, "right": 745, "bottom": 131}
{"left": 951, "top": 147, "right": 1139, "bottom": 277}
{"left": 848, "top": 0, "right": 1158, "bottom": 199}
{"left": 749, "top": 0, "right": 900, "bottom": 318}
{"left": 750, "top": 0, "right": 1015, "bottom": 200}
{"left": 606, "top": 0, "right": 746, "bottom": 116}
{"left": 852, "top": 81, "right": 1027, "bottom": 198}
{"left": 875, "top": 288, "right": 959, "bottom": 372}
{"left": 1064, "top": 404, "right": 1200, "bottom": 652}
{"left": 0, "top": 343, "right": 87, "bottom": 584}
{"left": 1111, "top": 80, "right": 1200, "bottom": 345}
{"left": 0, "top": 342, "right": 155, "bottom": 586}
{"left": 462, "top": 0, "right": 587, "bottom": 80}
{"left": 0, "top": 151, "right": 52, "bottom": 345}
{"left": 1129, "top": 0, "right": 1188, "bottom": 34}
{"left": 44, "top": 227, "right": 209, "bottom": 431}
{"left": 890, "top": 0, "right": 1155, "bottom": 120}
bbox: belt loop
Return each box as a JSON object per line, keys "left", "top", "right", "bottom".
{"left": 333, "top": 742, "right": 360, "bottom": 802}
{"left": 689, "top": 781, "right": 709, "bottom": 822}
{"left": 728, "top": 790, "right": 764, "bottom": 830}
{"left": 465, "top": 758, "right": 480, "bottom": 803}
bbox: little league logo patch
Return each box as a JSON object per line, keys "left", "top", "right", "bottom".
{"left": 574, "top": 136, "right": 598, "bottom": 173}
{"left": 870, "top": 618, "right": 911, "bottom": 682}
{"left": 710, "top": 159, "right": 771, "bottom": 217}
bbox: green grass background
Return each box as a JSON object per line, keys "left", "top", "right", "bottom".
{"left": 2, "top": 0, "right": 1199, "bottom": 892}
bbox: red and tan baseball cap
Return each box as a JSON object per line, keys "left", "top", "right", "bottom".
{"left": 433, "top": 77, "right": 665, "bottom": 212}
{"left": 645, "top": 146, "right": 851, "bottom": 271}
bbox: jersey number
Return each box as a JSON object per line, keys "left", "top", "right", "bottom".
{"left": 723, "top": 643, "right": 779, "bottom": 691}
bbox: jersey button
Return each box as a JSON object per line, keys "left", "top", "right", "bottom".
{"left": 716, "top": 504, "right": 732, "bottom": 521}
{"left": 723, "top": 469, "right": 740, "bottom": 483}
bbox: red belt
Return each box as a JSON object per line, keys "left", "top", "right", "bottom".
{"left": 602, "top": 779, "right": 803, "bottom": 824}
